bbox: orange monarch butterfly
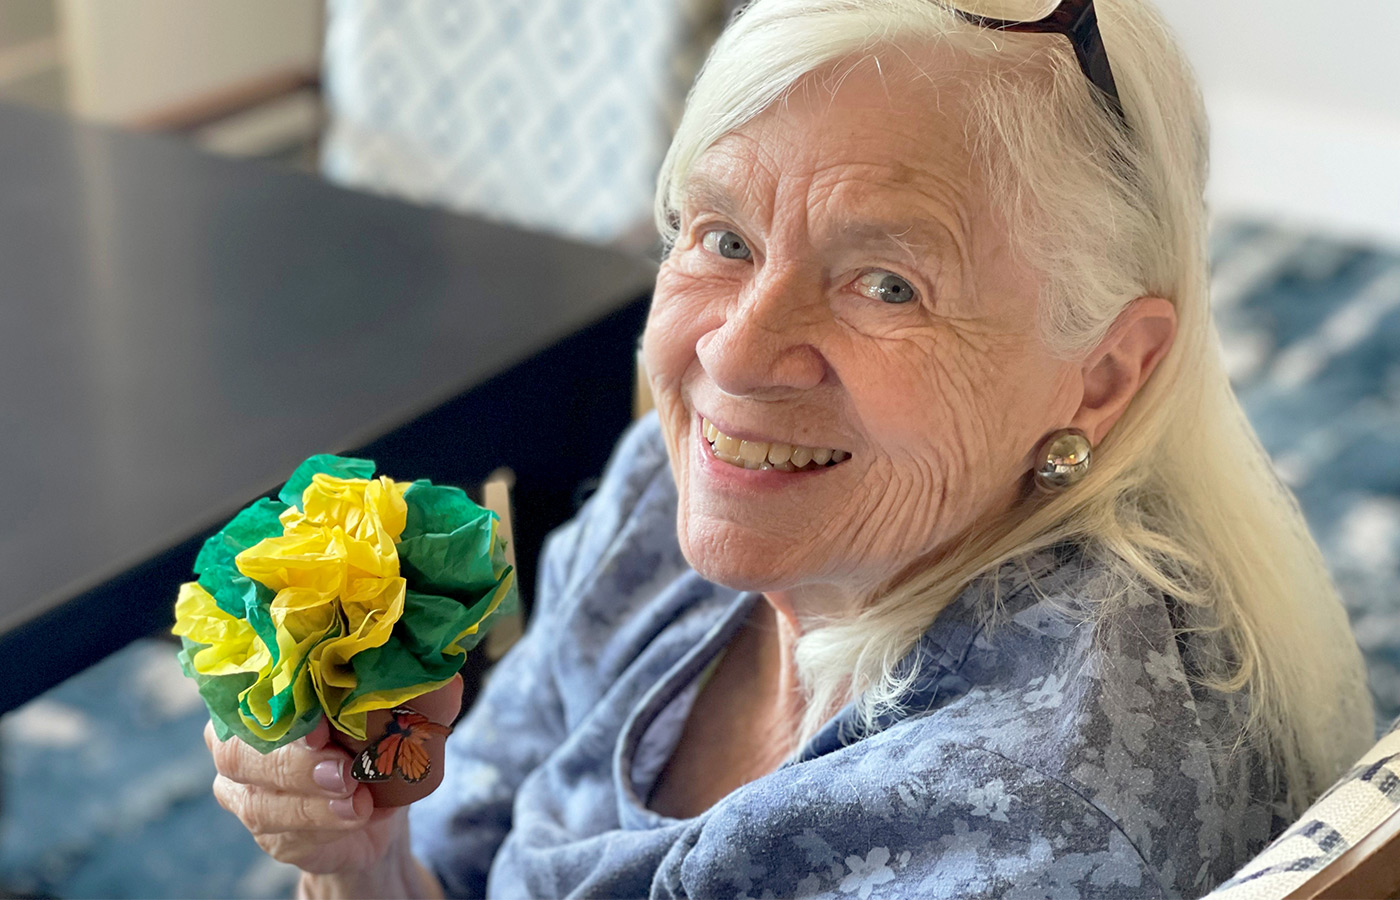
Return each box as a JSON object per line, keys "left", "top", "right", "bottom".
{"left": 351, "top": 708, "right": 453, "bottom": 783}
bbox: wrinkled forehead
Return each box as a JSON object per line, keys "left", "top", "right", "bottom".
{"left": 680, "top": 49, "right": 994, "bottom": 251}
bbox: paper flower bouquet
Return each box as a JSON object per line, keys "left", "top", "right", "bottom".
{"left": 173, "top": 454, "right": 517, "bottom": 778}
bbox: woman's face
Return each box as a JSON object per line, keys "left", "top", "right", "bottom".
{"left": 643, "top": 57, "right": 1083, "bottom": 606}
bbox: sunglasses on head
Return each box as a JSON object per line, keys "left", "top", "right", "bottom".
{"left": 945, "top": 0, "right": 1126, "bottom": 128}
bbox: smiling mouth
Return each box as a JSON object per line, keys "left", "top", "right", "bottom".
{"left": 702, "top": 417, "right": 850, "bottom": 472}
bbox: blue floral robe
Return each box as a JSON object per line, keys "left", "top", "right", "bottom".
{"left": 410, "top": 414, "right": 1280, "bottom": 898}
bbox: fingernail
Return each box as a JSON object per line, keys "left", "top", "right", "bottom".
{"left": 329, "top": 796, "right": 359, "bottom": 820}
{"left": 313, "top": 759, "right": 349, "bottom": 795}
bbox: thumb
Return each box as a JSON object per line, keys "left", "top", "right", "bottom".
{"left": 301, "top": 718, "right": 332, "bottom": 752}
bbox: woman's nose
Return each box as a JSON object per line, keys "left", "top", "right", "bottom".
{"left": 696, "top": 268, "right": 827, "bottom": 398}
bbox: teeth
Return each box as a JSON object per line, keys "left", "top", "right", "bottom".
{"left": 738, "top": 440, "right": 768, "bottom": 469}
{"left": 701, "top": 418, "right": 846, "bottom": 472}
{"left": 712, "top": 432, "right": 742, "bottom": 464}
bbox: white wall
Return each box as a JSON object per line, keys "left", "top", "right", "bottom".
{"left": 1155, "top": 0, "right": 1400, "bottom": 247}
{"left": 58, "top": 0, "right": 320, "bottom": 123}
{"left": 0, "top": 0, "right": 65, "bottom": 110}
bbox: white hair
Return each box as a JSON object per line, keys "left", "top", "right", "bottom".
{"left": 654, "top": 0, "right": 1373, "bottom": 812}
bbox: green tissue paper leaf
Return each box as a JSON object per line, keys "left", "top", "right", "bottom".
{"left": 178, "top": 637, "right": 320, "bottom": 752}
{"left": 400, "top": 481, "right": 483, "bottom": 539}
{"left": 194, "top": 498, "right": 285, "bottom": 621}
{"left": 278, "top": 454, "right": 376, "bottom": 507}
{"left": 397, "top": 525, "right": 500, "bottom": 597}
{"left": 343, "top": 590, "right": 481, "bottom": 704}
{"left": 194, "top": 498, "right": 288, "bottom": 573}
{"left": 399, "top": 481, "right": 504, "bottom": 597}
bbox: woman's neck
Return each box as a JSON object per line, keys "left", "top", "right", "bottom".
{"left": 762, "top": 581, "right": 864, "bottom": 633}
{"left": 742, "top": 598, "right": 806, "bottom": 736}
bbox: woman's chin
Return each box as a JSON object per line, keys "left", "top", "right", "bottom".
{"left": 690, "top": 564, "right": 786, "bottom": 594}
{"left": 677, "top": 526, "right": 807, "bottom": 594}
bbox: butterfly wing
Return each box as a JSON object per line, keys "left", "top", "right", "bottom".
{"left": 395, "top": 736, "right": 433, "bottom": 782}
{"left": 350, "top": 733, "right": 398, "bottom": 783}
{"left": 348, "top": 709, "right": 452, "bottom": 783}
{"left": 374, "top": 733, "right": 404, "bottom": 778}
{"left": 385, "top": 708, "right": 452, "bottom": 782}
{"left": 390, "top": 709, "right": 452, "bottom": 738}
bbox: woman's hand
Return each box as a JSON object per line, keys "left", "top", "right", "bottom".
{"left": 205, "top": 718, "right": 408, "bottom": 875}
{"left": 206, "top": 676, "right": 459, "bottom": 896}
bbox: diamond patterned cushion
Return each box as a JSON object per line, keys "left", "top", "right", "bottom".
{"left": 320, "top": 0, "right": 726, "bottom": 245}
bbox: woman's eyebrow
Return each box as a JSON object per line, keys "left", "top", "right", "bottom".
{"left": 680, "top": 173, "right": 747, "bottom": 220}
{"left": 830, "top": 218, "right": 959, "bottom": 265}
{"left": 682, "top": 171, "right": 964, "bottom": 265}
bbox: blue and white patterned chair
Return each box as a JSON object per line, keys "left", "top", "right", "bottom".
{"left": 320, "top": 0, "right": 730, "bottom": 247}
{"left": 1211, "top": 222, "right": 1400, "bottom": 730}
{"left": 1201, "top": 221, "right": 1400, "bottom": 898}
{"left": 1207, "top": 717, "right": 1400, "bottom": 899}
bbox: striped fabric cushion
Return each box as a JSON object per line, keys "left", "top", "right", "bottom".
{"left": 1207, "top": 717, "right": 1400, "bottom": 898}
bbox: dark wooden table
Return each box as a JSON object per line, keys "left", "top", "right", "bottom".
{"left": 0, "top": 103, "right": 657, "bottom": 714}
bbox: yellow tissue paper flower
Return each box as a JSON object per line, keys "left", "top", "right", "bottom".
{"left": 299, "top": 473, "right": 408, "bottom": 542}
{"left": 176, "top": 457, "right": 517, "bottom": 753}
{"left": 228, "top": 474, "right": 413, "bottom": 737}
{"left": 239, "top": 586, "right": 340, "bottom": 741}
{"left": 307, "top": 574, "right": 407, "bottom": 726}
{"left": 172, "top": 582, "right": 270, "bottom": 677}
{"left": 238, "top": 474, "right": 409, "bottom": 596}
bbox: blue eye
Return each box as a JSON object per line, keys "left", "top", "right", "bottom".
{"left": 701, "top": 229, "right": 752, "bottom": 260}
{"left": 854, "top": 271, "right": 918, "bottom": 304}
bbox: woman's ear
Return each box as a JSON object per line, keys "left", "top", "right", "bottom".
{"left": 1071, "top": 297, "right": 1177, "bottom": 445}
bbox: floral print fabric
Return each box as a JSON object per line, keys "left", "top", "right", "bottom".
{"left": 410, "top": 414, "right": 1281, "bottom": 898}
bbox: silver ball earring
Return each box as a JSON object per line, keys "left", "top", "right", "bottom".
{"left": 1033, "top": 429, "right": 1093, "bottom": 490}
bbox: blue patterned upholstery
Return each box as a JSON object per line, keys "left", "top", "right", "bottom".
{"left": 320, "top": 0, "right": 727, "bottom": 245}
{"left": 1212, "top": 223, "right": 1400, "bottom": 727}
{"left": 1208, "top": 716, "right": 1400, "bottom": 898}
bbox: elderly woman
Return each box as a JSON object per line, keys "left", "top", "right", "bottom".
{"left": 207, "top": 0, "right": 1374, "bottom": 897}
